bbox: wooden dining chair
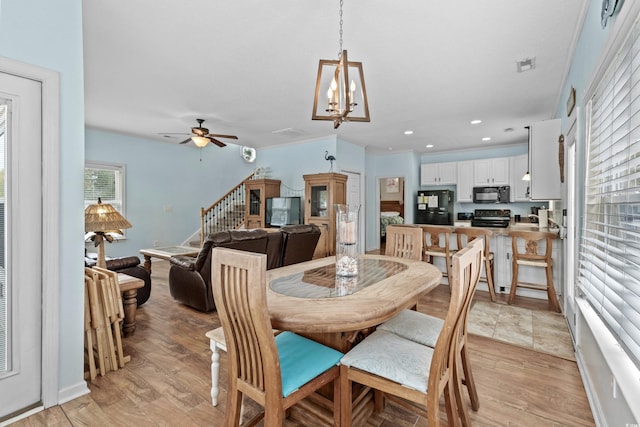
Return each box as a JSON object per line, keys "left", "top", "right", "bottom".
{"left": 421, "top": 225, "right": 457, "bottom": 285}
{"left": 376, "top": 238, "right": 484, "bottom": 423}
{"left": 340, "top": 238, "right": 483, "bottom": 427}
{"left": 455, "top": 227, "right": 496, "bottom": 302}
{"left": 508, "top": 230, "right": 561, "bottom": 312}
{"left": 384, "top": 224, "right": 424, "bottom": 261}
{"left": 211, "top": 247, "right": 343, "bottom": 426}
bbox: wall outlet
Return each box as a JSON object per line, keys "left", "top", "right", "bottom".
{"left": 153, "top": 240, "right": 159, "bottom": 247}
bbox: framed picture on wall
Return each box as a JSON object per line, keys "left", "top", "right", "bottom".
{"left": 385, "top": 178, "right": 399, "bottom": 193}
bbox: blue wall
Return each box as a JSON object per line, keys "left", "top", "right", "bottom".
{"left": 0, "top": 0, "right": 85, "bottom": 399}
{"left": 85, "top": 128, "right": 255, "bottom": 257}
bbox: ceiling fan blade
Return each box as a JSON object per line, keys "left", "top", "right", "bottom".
{"left": 208, "top": 137, "right": 227, "bottom": 147}
{"left": 179, "top": 138, "right": 192, "bottom": 144}
{"left": 208, "top": 134, "right": 238, "bottom": 140}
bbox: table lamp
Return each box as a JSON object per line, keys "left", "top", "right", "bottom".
{"left": 84, "top": 198, "right": 132, "bottom": 268}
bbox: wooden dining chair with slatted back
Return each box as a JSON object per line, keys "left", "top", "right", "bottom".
{"left": 211, "top": 247, "right": 344, "bottom": 427}
{"left": 384, "top": 224, "right": 424, "bottom": 261}
{"left": 376, "top": 238, "right": 484, "bottom": 424}
{"left": 455, "top": 227, "right": 496, "bottom": 302}
{"left": 340, "top": 238, "right": 483, "bottom": 427}
{"left": 508, "top": 230, "right": 561, "bottom": 312}
{"left": 421, "top": 225, "right": 457, "bottom": 285}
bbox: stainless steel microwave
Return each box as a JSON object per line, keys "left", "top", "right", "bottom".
{"left": 472, "top": 186, "right": 510, "bottom": 203}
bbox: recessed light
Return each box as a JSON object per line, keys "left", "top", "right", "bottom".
{"left": 404, "top": 130, "right": 414, "bottom": 135}
{"left": 388, "top": 147, "right": 393, "bottom": 151}
{"left": 470, "top": 119, "right": 482, "bottom": 125}
{"left": 482, "top": 137, "right": 492, "bottom": 142}
{"left": 426, "top": 144, "right": 434, "bottom": 148}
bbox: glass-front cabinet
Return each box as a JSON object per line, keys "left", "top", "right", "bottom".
{"left": 303, "top": 173, "right": 347, "bottom": 257}
{"left": 309, "top": 185, "right": 328, "bottom": 217}
{"left": 244, "top": 179, "right": 281, "bottom": 229}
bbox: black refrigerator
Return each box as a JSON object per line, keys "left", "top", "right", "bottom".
{"left": 415, "top": 190, "right": 454, "bottom": 225}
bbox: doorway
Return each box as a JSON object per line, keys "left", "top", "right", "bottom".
{"left": 378, "top": 177, "right": 406, "bottom": 250}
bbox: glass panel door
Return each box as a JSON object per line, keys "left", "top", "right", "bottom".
{"left": 0, "top": 102, "right": 5, "bottom": 374}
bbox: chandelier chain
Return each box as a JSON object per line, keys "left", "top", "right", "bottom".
{"left": 338, "top": 0, "right": 343, "bottom": 58}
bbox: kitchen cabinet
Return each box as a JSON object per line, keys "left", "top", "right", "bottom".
{"left": 509, "top": 154, "right": 530, "bottom": 202}
{"left": 303, "top": 172, "right": 347, "bottom": 257}
{"left": 420, "top": 162, "right": 457, "bottom": 186}
{"left": 529, "top": 119, "right": 562, "bottom": 200}
{"left": 456, "top": 160, "right": 474, "bottom": 202}
{"left": 244, "top": 179, "right": 281, "bottom": 229}
{"left": 473, "top": 157, "right": 510, "bottom": 185}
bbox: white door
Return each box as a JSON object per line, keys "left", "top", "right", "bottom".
{"left": 342, "top": 170, "right": 362, "bottom": 252}
{"left": 0, "top": 72, "right": 43, "bottom": 417}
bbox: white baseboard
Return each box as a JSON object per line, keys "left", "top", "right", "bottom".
{"left": 56, "top": 381, "right": 90, "bottom": 405}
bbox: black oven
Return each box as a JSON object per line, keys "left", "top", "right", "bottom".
{"left": 472, "top": 186, "right": 510, "bottom": 204}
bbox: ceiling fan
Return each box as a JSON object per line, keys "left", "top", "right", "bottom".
{"left": 179, "top": 118, "right": 238, "bottom": 148}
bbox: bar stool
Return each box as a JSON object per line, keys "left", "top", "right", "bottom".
{"left": 455, "top": 227, "right": 496, "bottom": 302}
{"left": 421, "top": 225, "right": 456, "bottom": 284}
{"left": 508, "top": 230, "right": 561, "bottom": 312}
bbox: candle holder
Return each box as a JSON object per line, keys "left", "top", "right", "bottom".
{"left": 335, "top": 204, "right": 360, "bottom": 276}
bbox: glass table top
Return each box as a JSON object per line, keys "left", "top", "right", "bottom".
{"left": 269, "top": 258, "right": 408, "bottom": 299}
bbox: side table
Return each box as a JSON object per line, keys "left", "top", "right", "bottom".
{"left": 117, "top": 273, "right": 144, "bottom": 336}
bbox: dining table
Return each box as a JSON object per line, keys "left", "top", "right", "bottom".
{"left": 266, "top": 253, "right": 442, "bottom": 425}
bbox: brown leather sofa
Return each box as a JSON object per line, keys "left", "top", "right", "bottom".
{"left": 168, "top": 224, "right": 320, "bottom": 312}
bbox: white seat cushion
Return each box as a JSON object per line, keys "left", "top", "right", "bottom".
{"left": 340, "top": 330, "right": 433, "bottom": 392}
{"left": 377, "top": 309, "right": 443, "bottom": 348}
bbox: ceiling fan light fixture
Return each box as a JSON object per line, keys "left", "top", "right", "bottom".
{"left": 192, "top": 136, "right": 209, "bottom": 148}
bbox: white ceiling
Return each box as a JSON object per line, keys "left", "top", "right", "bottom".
{"left": 82, "top": 1, "right": 588, "bottom": 155}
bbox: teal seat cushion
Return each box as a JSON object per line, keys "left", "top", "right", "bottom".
{"left": 276, "top": 331, "right": 343, "bottom": 397}
{"left": 377, "top": 309, "right": 443, "bottom": 348}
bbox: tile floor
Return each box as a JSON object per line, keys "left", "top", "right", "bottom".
{"left": 468, "top": 300, "right": 575, "bottom": 360}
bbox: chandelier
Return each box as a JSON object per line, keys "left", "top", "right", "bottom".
{"left": 312, "top": 0, "right": 370, "bottom": 129}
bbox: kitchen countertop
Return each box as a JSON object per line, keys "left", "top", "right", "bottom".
{"left": 452, "top": 220, "right": 561, "bottom": 236}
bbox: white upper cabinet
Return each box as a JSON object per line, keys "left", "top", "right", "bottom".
{"left": 473, "top": 157, "right": 510, "bottom": 185}
{"left": 510, "top": 154, "right": 530, "bottom": 202}
{"left": 530, "top": 119, "right": 562, "bottom": 200}
{"left": 420, "top": 162, "right": 457, "bottom": 186}
{"left": 456, "top": 160, "right": 474, "bottom": 202}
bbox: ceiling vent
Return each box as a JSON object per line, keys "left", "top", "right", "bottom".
{"left": 516, "top": 57, "right": 536, "bottom": 73}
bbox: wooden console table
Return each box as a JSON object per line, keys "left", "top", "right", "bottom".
{"left": 139, "top": 245, "right": 199, "bottom": 274}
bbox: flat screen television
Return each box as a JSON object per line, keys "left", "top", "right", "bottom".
{"left": 265, "top": 197, "right": 302, "bottom": 227}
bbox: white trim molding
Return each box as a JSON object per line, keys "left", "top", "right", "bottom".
{"left": 0, "top": 56, "right": 61, "bottom": 409}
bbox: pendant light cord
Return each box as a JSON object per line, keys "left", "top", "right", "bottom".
{"left": 338, "top": 0, "right": 344, "bottom": 59}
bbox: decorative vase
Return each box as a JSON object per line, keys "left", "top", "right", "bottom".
{"left": 335, "top": 204, "right": 360, "bottom": 276}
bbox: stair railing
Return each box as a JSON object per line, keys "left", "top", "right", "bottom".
{"left": 199, "top": 172, "right": 257, "bottom": 246}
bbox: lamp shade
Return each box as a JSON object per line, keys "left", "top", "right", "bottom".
{"left": 85, "top": 198, "right": 132, "bottom": 233}
{"left": 192, "top": 136, "right": 210, "bottom": 148}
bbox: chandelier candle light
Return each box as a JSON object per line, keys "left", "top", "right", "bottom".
{"left": 335, "top": 204, "right": 360, "bottom": 276}
{"left": 312, "top": 0, "right": 370, "bottom": 129}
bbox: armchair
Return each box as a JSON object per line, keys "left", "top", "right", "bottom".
{"left": 85, "top": 254, "right": 151, "bottom": 306}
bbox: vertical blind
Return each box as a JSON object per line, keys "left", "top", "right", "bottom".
{"left": 578, "top": 19, "right": 640, "bottom": 368}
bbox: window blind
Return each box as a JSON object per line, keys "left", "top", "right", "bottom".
{"left": 579, "top": 20, "right": 640, "bottom": 368}
{"left": 84, "top": 163, "right": 124, "bottom": 214}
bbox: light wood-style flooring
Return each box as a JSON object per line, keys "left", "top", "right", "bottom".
{"left": 11, "top": 259, "right": 595, "bottom": 426}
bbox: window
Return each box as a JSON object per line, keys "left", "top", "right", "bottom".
{"left": 84, "top": 162, "right": 126, "bottom": 236}
{"left": 579, "top": 21, "right": 640, "bottom": 368}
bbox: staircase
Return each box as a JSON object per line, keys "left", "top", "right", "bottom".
{"left": 195, "top": 172, "right": 257, "bottom": 246}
